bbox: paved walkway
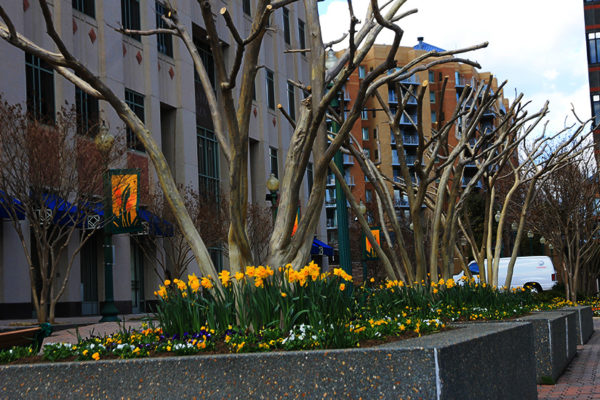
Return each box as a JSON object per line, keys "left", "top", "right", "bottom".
{"left": 538, "top": 318, "right": 600, "bottom": 399}
{"left": 0, "top": 314, "right": 151, "bottom": 347}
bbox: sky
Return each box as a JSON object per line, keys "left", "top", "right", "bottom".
{"left": 317, "top": 0, "right": 590, "bottom": 134}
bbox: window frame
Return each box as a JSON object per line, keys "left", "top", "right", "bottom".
{"left": 266, "top": 69, "right": 275, "bottom": 110}
{"left": 155, "top": 1, "right": 173, "bottom": 57}
{"left": 270, "top": 147, "right": 278, "bottom": 178}
{"left": 362, "top": 127, "right": 369, "bottom": 141}
{"left": 72, "top": 0, "right": 95, "bottom": 18}
{"left": 121, "top": 0, "right": 141, "bottom": 41}
{"left": 297, "top": 19, "right": 306, "bottom": 50}
{"left": 287, "top": 82, "right": 295, "bottom": 120}
{"left": 283, "top": 7, "right": 291, "bottom": 45}
{"left": 243, "top": 0, "right": 251, "bottom": 16}
{"left": 25, "top": 53, "right": 55, "bottom": 123}
{"left": 75, "top": 86, "right": 99, "bottom": 136}
{"left": 197, "top": 126, "right": 220, "bottom": 199}
{"left": 124, "top": 88, "right": 145, "bottom": 152}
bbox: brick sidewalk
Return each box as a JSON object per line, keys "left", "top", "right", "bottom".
{"left": 538, "top": 319, "right": 600, "bottom": 399}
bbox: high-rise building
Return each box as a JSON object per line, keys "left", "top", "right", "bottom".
{"left": 0, "top": 0, "right": 318, "bottom": 318}
{"left": 328, "top": 39, "right": 507, "bottom": 258}
{"left": 584, "top": 0, "right": 600, "bottom": 163}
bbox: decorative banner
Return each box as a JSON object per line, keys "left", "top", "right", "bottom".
{"left": 363, "top": 227, "right": 381, "bottom": 260}
{"left": 107, "top": 169, "right": 141, "bottom": 233}
{"left": 291, "top": 206, "right": 300, "bottom": 236}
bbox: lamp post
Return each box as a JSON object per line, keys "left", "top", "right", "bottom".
{"left": 326, "top": 49, "right": 352, "bottom": 279}
{"left": 97, "top": 122, "right": 119, "bottom": 322}
{"left": 358, "top": 200, "right": 367, "bottom": 284}
{"left": 266, "top": 173, "right": 279, "bottom": 223}
{"left": 540, "top": 236, "right": 546, "bottom": 255}
{"left": 511, "top": 222, "right": 518, "bottom": 256}
{"left": 548, "top": 243, "right": 554, "bottom": 259}
{"left": 527, "top": 230, "right": 534, "bottom": 256}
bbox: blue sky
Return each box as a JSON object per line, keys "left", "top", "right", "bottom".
{"left": 318, "top": 0, "right": 590, "bottom": 133}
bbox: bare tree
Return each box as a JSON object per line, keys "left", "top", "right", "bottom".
{"left": 529, "top": 146, "right": 599, "bottom": 301}
{"left": 0, "top": 0, "right": 533, "bottom": 284}
{"left": 0, "top": 100, "right": 121, "bottom": 322}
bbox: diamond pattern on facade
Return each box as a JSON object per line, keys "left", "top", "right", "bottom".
{"left": 88, "top": 28, "right": 96, "bottom": 44}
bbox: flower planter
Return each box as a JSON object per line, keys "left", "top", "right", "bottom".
{"left": 563, "top": 306, "right": 594, "bottom": 345}
{"left": 514, "top": 310, "right": 578, "bottom": 383}
{"left": 0, "top": 322, "right": 537, "bottom": 400}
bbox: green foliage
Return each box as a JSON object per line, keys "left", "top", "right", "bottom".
{"left": 0, "top": 346, "right": 34, "bottom": 363}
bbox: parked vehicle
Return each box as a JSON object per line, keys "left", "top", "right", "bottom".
{"left": 454, "top": 256, "right": 558, "bottom": 292}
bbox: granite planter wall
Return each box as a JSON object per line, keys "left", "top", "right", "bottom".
{"left": 563, "top": 305, "right": 594, "bottom": 345}
{"left": 515, "top": 310, "right": 578, "bottom": 383}
{"left": 0, "top": 322, "right": 537, "bottom": 400}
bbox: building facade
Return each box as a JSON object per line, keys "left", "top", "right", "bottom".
{"left": 584, "top": 0, "right": 600, "bottom": 163}
{"left": 327, "top": 40, "right": 507, "bottom": 263}
{"left": 0, "top": 0, "right": 319, "bottom": 318}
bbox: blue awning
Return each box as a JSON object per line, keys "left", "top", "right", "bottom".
{"left": 311, "top": 238, "right": 333, "bottom": 257}
{"left": 0, "top": 191, "right": 25, "bottom": 220}
{"left": 139, "top": 209, "right": 174, "bottom": 237}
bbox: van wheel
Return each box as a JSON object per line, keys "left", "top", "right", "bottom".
{"left": 524, "top": 283, "right": 542, "bottom": 293}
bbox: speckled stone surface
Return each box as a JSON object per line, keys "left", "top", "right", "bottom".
{"left": 0, "top": 322, "right": 537, "bottom": 400}
{"left": 516, "top": 310, "right": 577, "bottom": 382}
{"left": 563, "top": 306, "right": 594, "bottom": 345}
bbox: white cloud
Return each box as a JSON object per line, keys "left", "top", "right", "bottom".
{"left": 318, "top": 0, "right": 591, "bottom": 133}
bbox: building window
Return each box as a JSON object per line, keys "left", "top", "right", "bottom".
{"left": 270, "top": 147, "right": 278, "bottom": 177}
{"left": 266, "top": 69, "right": 275, "bottom": 110}
{"left": 25, "top": 53, "right": 55, "bottom": 123}
{"left": 374, "top": 149, "right": 379, "bottom": 161}
{"left": 358, "top": 65, "right": 366, "bottom": 79}
{"left": 361, "top": 108, "right": 368, "bottom": 120}
{"left": 430, "top": 92, "right": 436, "bottom": 103}
{"left": 362, "top": 127, "right": 369, "bottom": 140}
{"left": 431, "top": 111, "right": 437, "bottom": 123}
{"left": 156, "top": 2, "right": 173, "bottom": 57}
{"left": 283, "top": 8, "right": 291, "bottom": 45}
{"left": 196, "top": 41, "right": 215, "bottom": 89}
{"left": 72, "top": 0, "right": 95, "bottom": 18}
{"left": 75, "top": 86, "right": 99, "bottom": 136}
{"left": 589, "top": 32, "right": 600, "bottom": 64}
{"left": 209, "top": 247, "right": 223, "bottom": 272}
{"left": 243, "top": 0, "right": 251, "bottom": 16}
{"left": 592, "top": 94, "right": 600, "bottom": 126}
{"left": 197, "top": 126, "right": 220, "bottom": 198}
{"left": 121, "top": 0, "right": 141, "bottom": 41}
{"left": 373, "top": 128, "right": 378, "bottom": 139}
{"left": 364, "top": 148, "right": 370, "bottom": 159}
{"left": 298, "top": 19, "right": 306, "bottom": 50}
{"left": 287, "top": 82, "right": 295, "bottom": 120}
{"left": 366, "top": 189, "right": 372, "bottom": 203}
{"left": 428, "top": 70, "right": 435, "bottom": 83}
{"left": 307, "top": 162, "right": 313, "bottom": 193}
{"left": 124, "top": 88, "right": 145, "bottom": 151}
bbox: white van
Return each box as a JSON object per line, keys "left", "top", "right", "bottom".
{"left": 454, "top": 256, "right": 558, "bottom": 292}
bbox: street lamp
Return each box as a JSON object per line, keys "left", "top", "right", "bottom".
{"left": 540, "top": 236, "right": 546, "bottom": 255}
{"left": 96, "top": 121, "right": 119, "bottom": 322}
{"left": 358, "top": 200, "right": 367, "bottom": 284}
{"left": 265, "top": 173, "right": 279, "bottom": 223}
{"left": 527, "top": 230, "right": 534, "bottom": 256}
{"left": 511, "top": 221, "right": 518, "bottom": 256}
{"left": 548, "top": 243, "right": 554, "bottom": 258}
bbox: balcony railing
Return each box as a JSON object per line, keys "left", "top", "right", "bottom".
{"left": 399, "top": 114, "right": 418, "bottom": 125}
{"left": 400, "top": 74, "right": 420, "bottom": 85}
